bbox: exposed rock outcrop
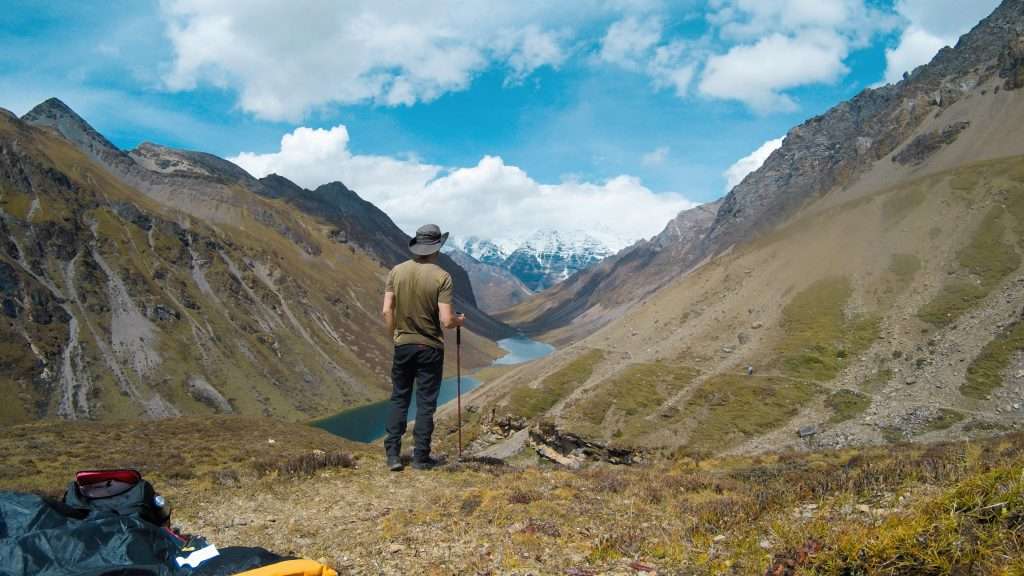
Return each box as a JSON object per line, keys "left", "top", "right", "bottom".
{"left": 529, "top": 422, "right": 639, "bottom": 466}
{"left": 700, "top": 0, "right": 1024, "bottom": 261}
{"left": 892, "top": 122, "right": 970, "bottom": 166}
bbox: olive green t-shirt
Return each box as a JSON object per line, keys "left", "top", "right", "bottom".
{"left": 385, "top": 259, "right": 454, "bottom": 349}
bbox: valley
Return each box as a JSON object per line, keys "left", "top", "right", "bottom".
{"left": 2, "top": 1, "right": 1024, "bottom": 574}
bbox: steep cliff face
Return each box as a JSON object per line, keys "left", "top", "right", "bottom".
{"left": 0, "top": 112, "right": 392, "bottom": 423}
{"left": 24, "top": 101, "right": 321, "bottom": 255}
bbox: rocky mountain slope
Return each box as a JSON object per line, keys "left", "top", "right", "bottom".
{"left": 444, "top": 247, "right": 533, "bottom": 313}
{"left": 499, "top": 201, "right": 721, "bottom": 343}
{"left": 501, "top": 0, "right": 1024, "bottom": 342}
{"left": 453, "top": 0, "right": 1024, "bottom": 460}
{"left": 0, "top": 100, "right": 504, "bottom": 425}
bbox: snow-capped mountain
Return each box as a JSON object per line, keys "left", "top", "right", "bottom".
{"left": 453, "top": 236, "right": 510, "bottom": 266}
{"left": 503, "top": 230, "right": 614, "bottom": 291}
{"left": 447, "top": 230, "right": 620, "bottom": 292}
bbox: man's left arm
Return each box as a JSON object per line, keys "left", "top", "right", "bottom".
{"left": 383, "top": 269, "right": 396, "bottom": 336}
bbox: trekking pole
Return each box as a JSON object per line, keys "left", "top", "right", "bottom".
{"left": 456, "top": 325, "right": 463, "bottom": 459}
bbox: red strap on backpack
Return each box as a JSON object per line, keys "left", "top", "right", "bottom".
{"left": 75, "top": 469, "right": 142, "bottom": 487}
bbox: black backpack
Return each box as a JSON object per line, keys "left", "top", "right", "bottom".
{"left": 62, "top": 470, "right": 169, "bottom": 526}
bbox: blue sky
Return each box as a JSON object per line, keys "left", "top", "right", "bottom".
{"left": 0, "top": 0, "right": 1000, "bottom": 246}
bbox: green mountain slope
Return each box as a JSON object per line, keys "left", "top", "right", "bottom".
{"left": 455, "top": 0, "right": 1024, "bottom": 459}
{"left": 0, "top": 104, "right": 502, "bottom": 424}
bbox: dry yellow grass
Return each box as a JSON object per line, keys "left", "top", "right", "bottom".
{"left": 4, "top": 418, "right": 1021, "bottom": 575}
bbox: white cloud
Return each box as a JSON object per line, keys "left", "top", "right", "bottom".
{"left": 647, "top": 41, "right": 698, "bottom": 97}
{"left": 707, "top": 0, "right": 885, "bottom": 44}
{"left": 231, "top": 125, "right": 694, "bottom": 245}
{"left": 697, "top": 0, "right": 897, "bottom": 111}
{"left": 155, "top": 0, "right": 999, "bottom": 121}
{"left": 881, "top": 27, "right": 948, "bottom": 84}
{"left": 723, "top": 136, "right": 784, "bottom": 191}
{"left": 599, "top": 16, "right": 663, "bottom": 69}
{"left": 501, "top": 26, "right": 569, "bottom": 82}
{"left": 880, "top": 0, "right": 1000, "bottom": 84}
{"left": 159, "top": 1, "right": 609, "bottom": 121}
{"left": 231, "top": 125, "right": 441, "bottom": 203}
{"left": 700, "top": 33, "right": 848, "bottom": 113}
{"left": 598, "top": 17, "right": 699, "bottom": 97}
{"left": 641, "top": 146, "right": 670, "bottom": 166}
{"left": 892, "top": 0, "right": 999, "bottom": 39}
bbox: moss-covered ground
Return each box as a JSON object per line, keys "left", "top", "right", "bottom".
{"left": 825, "top": 388, "right": 871, "bottom": 424}
{"left": 683, "top": 374, "right": 821, "bottom": 453}
{"left": 963, "top": 318, "right": 1024, "bottom": 399}
{"left": 506, "top": 349, "right": 604, "bottom": 418}
{"left": 569, "top": 362, "right": 700, "bottom": 442}
{"left": 918, "top": 173, "right": 1024, "bottom": 328}
{"left": 776, "top": 277, "right": 880, "bottom": 382}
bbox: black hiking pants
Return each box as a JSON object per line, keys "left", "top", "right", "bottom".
{"left": 384, "top": 343, "right": 444, "bottom": 460}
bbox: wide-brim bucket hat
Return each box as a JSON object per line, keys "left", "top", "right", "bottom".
{"left": 409, "top": 223, "right": 449, "bottom": 256}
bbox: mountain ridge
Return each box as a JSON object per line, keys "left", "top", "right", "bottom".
{"left": 500, "top": 0, "right": 1024, "bottom": 341}
{"left": 0, "top": 99, "right": 507, "bottom": 424}
{"left": 454, "top": 0, "right": 1024, "bottom": 460}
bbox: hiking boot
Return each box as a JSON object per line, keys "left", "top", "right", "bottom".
{"left": 387, "top": 453, "right": 404, "bottom": 472}
{"left": 411, "top": 455, "right": 445, "bottom": 470}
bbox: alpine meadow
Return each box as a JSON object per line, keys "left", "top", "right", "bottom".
{"left": 2, "top": 1, "right": 1024, "bottom": 574}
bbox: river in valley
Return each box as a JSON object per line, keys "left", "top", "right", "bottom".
{"left": 313, "top": 337, "right": 554, "bottom": 442}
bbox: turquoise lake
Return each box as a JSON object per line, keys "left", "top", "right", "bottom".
{"left": 313, "top": 337, "right": 554, "bottom": 442}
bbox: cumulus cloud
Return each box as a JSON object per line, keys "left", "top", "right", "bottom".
{"left": 231, "top": 125, "right": 694, "bottom": 245}
{"left": 156, "top": 0, "right": 999, "bottom": 121}
{"left": 707, "top": 0, "right": 885, "bottom": 44}
{"left": 641, "top": 146, "right": 670, "bottom": 166}
{"left": 700, "top": 32, "right": 848, "bottom": 113}
{"left": 723, "top": 136, "right": 784, "bottom": 191}
{"left": 595, "top": 0, "right": 900, "bottom": 111}
{"left": 698, "top": 0, "right": 896, "bottom": 112}
{"left": 598, "top": 16, "right": 700, "bottom": 97}
{"left": 599, "top": 16, "right": 663, "bottom": 69}
{"left": 881, "top": 0, "right": 1000, "bottom": 84}
{"left": 159, "top": 1, "right": 596, "bottom": 120}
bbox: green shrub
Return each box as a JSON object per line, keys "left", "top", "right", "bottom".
{"left": 826, "top": 389, "right": 871, "bottom": 424}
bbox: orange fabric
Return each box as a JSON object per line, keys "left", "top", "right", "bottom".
{"left": 232, "top": 558, "right": 338, "bottom": 576}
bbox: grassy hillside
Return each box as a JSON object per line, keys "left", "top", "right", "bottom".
{"left": 0, "top": 109, "right": 501, "bottom": 425}
{"left": 456, "top": 156, "right": 1024, "bottom": 457}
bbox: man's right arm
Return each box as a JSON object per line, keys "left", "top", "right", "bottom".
{"left": 437, "top": 272, "right": 464, "bottom": 329}
{"left": 439, "top": 302, "right": 465, "bottom": 329}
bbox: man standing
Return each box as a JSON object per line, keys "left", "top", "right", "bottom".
{"left": 382, "top": 224, "right": 465, "bottom": 471}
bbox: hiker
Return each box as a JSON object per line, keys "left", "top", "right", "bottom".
{"left": 382, "top": 224, "right": 465, "bottom": 471}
